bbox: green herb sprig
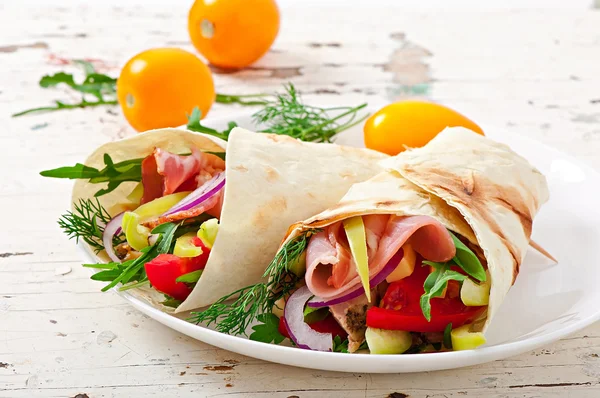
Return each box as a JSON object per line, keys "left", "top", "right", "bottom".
{"left": 41, "top": 153, "right": 143, "bottom": 197}
{"left": 13, "top": 61, "right": 264, "bottom": 118}
{"left": 58, "top": 198, "right": 125, "bottom": 253}
{"left": 187, "top": 84, "right": 369, "bottom": 143}
{"left": 85, "top": 222, "right": 179, "bottom": 292}
{"left": 254, "top": 84, "right": 368, "bottom": 143}
{"left": 40, "top": 151, "right": 225, "bottom": 198}
{"left": 189, "top": 230, "right": 318, "bottom": 336}
{"left": 13, "top": 61, "right": 118, "bottom": 117}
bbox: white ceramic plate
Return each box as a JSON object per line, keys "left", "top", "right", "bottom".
{"left": 80, "top": 108, "right": 600, "bottom": 373}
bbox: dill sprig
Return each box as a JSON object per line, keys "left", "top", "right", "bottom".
{"left": 254, "top": 84, "right": 368, "bottom": 143}
{"left": 189, "top": 229, "right": 319, "bottom": 335}
{"left": 187, "top": 83, "right": 369, "bottom": 143}
{"left": 58, "top": 198, "right": 124, "bottom": 252}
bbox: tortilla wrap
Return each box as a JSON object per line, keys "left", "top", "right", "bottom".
{"left": 275, "top": 127, "right": 549, "bottom": 332}
{"left": 73, "top": 127, "right": 387, "bottom": 312}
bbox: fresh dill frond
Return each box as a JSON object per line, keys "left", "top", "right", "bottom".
{"left": 188, "top": 83, "right": 369, "bottom": 144}
{"left": 253, "top": 84, "right": 368, "bottom": 143}
{"left": 58, "top": 198, "right": 124, "bottom": 252}
{"left": 191, "top": 284, "right": 269, "bottom": 336}
{"left": 189, "top": 229, "right": 319, "bottom": 336}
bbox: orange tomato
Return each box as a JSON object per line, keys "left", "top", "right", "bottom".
{"left": 188, "top": 0, "right": 280, "bottom": 69}
{"left": 364, "top": 101, "right": 484, "bottom": 155}
{"left": 117, "top": 48, "right": 215, "bottom": 132}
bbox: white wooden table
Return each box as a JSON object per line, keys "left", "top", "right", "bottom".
{"left": 2, "top": 2, "right": 600, "bottom": 397}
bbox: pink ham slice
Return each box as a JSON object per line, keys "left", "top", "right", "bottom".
{"left": 141, "top": 148, "right": 225, "bottom": 204}
{"left": 305, "top": 215, "right": 456, "bottom": 299}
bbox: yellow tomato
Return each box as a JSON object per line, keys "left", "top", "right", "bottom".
{"left": 364, "top": 101, "right": 484, "bottom": 155}
{"left": 117, "top": 48, "right": 215, "bottom": 132}
{"left": 188, "top": 0, "right": 280, "bottom": 69}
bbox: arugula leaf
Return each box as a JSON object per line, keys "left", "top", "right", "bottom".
{"left": 443, "top": 323, "right": 453, "bottom": 349}
{"left": 186, "top": 107, "right": 235, "bottom": 141}
{"left": 249, "top": 313, "right": 285, "bottom": 344}
{"left": 40, "top": 72, "right": 76, "bottom": 88}
{"left": 449, "top": 232, "right": 486, "bottom": 282}
{"left": 13, "top": 61, "right": 118, "bottom": 117}
{"left": 41, "top": 163, "right": 100, "bottom": 179}
{"left": 419, "top": 262, "right": 468, "bottom": 321}
{"left": 176, "top": 270, "right": 203, "bottom": 283}
{"left": 96, "top": 222, "right": 179, "bottom": 292}
{"left": 40, "top": 153, "right": 143, "bottom": 197}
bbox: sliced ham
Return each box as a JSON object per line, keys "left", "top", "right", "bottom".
{"left": 305, "top": 215, "right": 456, "bottom": 299}
{"left": 140, "top": 148, "right": 225, "bottom": 204}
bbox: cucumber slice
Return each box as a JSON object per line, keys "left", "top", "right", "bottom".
{"left": 365, "top": 327, "right": 412, "bottom": 354}
{"left": 451, "top": 324, "right": 486, "bottom": 351}
{"left": 460, "top": 271, "right": 491, "bottom": 306}
{"left": 288, "top": 251, "right": 307, "bottom": 277}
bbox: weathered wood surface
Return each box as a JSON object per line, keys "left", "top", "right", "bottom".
{"left": 1, "top": 3, "right": 600, "bottom": 397}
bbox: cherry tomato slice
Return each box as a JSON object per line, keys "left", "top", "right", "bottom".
{"left": 277, "top": 314, "right": 348, "bottom": 340}
{"left": 145, "top": 254, "right": 192, "bottom": 301}
{"left": 144, "top": 239, "right": 210, "bottom": 301}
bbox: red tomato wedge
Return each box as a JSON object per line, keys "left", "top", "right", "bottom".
{"left": 367, "top": 259, "right": 485, "bottom": 332}
{"left": 144, "top": 238, "right": 210, "bottom": 301}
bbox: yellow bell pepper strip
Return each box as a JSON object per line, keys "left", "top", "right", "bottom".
{"left": 197, "top": 218, "right": 219, "bottom": 249}
{"left": 386, "top": 243, "right": 416, "bottom": 282}
{"left": 343, "top": 216, "right": 371, "bottom": 302}
{"left": 121, "top": 191, "right": 191, "bottom": 251}
{"left": 174, "top": 232, "right": 205, "bottom": 258}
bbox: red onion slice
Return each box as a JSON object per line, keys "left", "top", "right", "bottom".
{"left": 283, "top": 286, "right": 333, "bottom": 352}
{"left": 308, "top": 248, "right": 404, "bottom": 308}
{"left": 162, "top": 172, "right": 225, "bottom": 217}
{"left": 102, "top": 212, "right": 125, "bottom": 263}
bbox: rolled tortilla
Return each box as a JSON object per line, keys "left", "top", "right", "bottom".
{"left": 275, "top": 127, "right": 549, "bottom": 332}
{"left": 179, "top": 127, "right": 387, "bottom": 311}
{"left": 73, "top": 127, "right": 387, "bottom": 312}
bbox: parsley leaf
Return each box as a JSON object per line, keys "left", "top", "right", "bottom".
{"left": 249, "top": 314, "right": 285, "bottom": 344}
